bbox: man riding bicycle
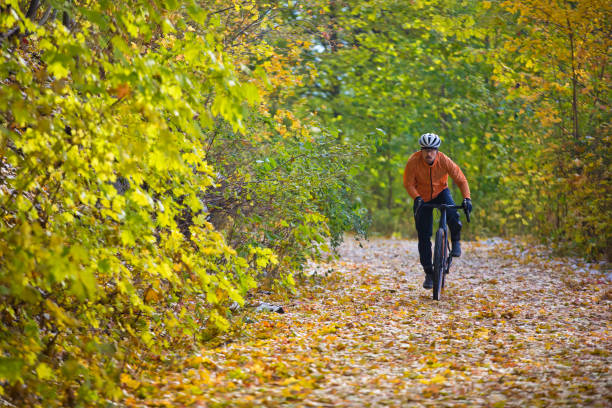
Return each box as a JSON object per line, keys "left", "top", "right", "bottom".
{"left": 403, "top": 133, "right": 472, "bottom": 289}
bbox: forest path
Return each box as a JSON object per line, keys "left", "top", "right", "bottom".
{"left": 134, "top": 238, "right": 611, "bottom": 407}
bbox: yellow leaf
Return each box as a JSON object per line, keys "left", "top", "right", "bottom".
{"left": 120, "top": 230, "right": 135, "bottom": 246}
{"left": 130, "top": 190, "right": 152, "bottom": 208}
{"left": 420, "top": 374, "right": 446, "bottom": 385}
{"left": 36, "top": 363, "right": 53, "bottom": 380}
{"left": 61, "top": 212, "right": 74, "bottom": 223}
{"left": 48, "top": 62, "right": 69, "bottom": 79}
{"left": 120, "top": 373, "right": 141, "bottom": 389}
{"left": 144, "top": 286, "right": 161, "bottom": 303}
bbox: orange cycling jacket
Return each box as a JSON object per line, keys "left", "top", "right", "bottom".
{"left": 403, "top": 151, "right": 470, "bottom": 202}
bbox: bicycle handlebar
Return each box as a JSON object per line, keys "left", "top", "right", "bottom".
{"left": 419, "top": 204, "right": 464, "bottom": 209}
{"left": 418, "top": 203, "right": 471, "bottom": 223}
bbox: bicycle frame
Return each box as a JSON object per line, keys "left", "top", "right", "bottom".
{"left": 418, "top": 203, "right": 469, "bottom": 226}
{"left": 418, "top": 203, "right": 465, "bottom": 237}
{"left": 416, "top": 203, "right": 469, "bottom": 300}
{"left": 421, "top": 203, "right": 462, "bottom": 263}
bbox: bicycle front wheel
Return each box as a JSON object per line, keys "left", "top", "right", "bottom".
{"left": 432, "top": 228, "right": 446, "bottom": 301}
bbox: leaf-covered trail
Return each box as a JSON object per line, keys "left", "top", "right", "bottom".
{"left": 132, "top": 238, "right": 611, "bottom": 407}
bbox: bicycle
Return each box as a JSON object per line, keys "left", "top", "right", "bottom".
{"left": 417, "top": 203, "right": 471, "bottom": 301}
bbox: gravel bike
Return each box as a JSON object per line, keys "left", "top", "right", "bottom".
{"left": 419, "top": 202, "right": 471, "bottom": 300}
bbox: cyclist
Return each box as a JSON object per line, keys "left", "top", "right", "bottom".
{"left": 403, "top": 133, "right": 472, "bottom": 289}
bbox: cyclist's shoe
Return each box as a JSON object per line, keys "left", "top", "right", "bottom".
{"left": 423, "top": 267, "right": 433, "bottom": 289}
{"left": 450, "top": 240, "right": 461, "bottom": 257}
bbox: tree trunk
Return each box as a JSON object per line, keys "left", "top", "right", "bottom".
{"left": 567, "top": 19, "right": 580, "bottom": 141}
{"left": 25, "top": 0, "right": 41, "bottom": 19}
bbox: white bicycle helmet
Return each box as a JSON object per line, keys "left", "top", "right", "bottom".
{"left": 418, "top": 133, "right": 441, "bottom": 149}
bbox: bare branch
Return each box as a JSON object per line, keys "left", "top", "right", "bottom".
{"left": 25, "top": 0, "right": 41, "bottom": 19}
{"left": 39, "top": 5, "right": 55, "bottom": 26}
{"left": 227, "top": 7, "right": 275, "bottom": 46}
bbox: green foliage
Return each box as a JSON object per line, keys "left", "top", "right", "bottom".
{"left": 0, "top": 0, "right": 364, "bottom": 405}
{"left": 296, "top": 0, "right": 610, "bottom": 259}
{"left": 0, "top": 0, "right": 608, "bottom": 405}
{"left": 492, "top": 0, "right": 611, "bottom": 259}
{"left": 203, "top": 112, "right": 365, "bottom": 282}
{"left": 293, "top": 0, "right": 510, "bottom": 237}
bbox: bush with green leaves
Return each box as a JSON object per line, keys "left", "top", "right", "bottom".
{"left": 0, "top": 1, "right": 364, "bottom": 405}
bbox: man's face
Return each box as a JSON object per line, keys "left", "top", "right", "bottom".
{"left": 421, "top": 148, "right": 438, "bottom": 165}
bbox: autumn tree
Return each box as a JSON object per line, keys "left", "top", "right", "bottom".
{"left": 0, "top": 0, "right": 363, "bottom": 405}
{"left": 494, "top": 0, "right": 611, "bottom": 257}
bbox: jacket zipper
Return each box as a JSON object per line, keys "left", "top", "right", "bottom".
{"left": 429, "top": 167, "right": 433, "bottom": 201}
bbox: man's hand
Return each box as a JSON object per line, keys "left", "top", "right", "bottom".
{"left": 413, "top": 196, "right": 424, "bottom": 217}
{"left": 463, "top": 198, "right": 472, "bottom": 214}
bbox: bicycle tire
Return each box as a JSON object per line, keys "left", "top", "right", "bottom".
{"left": 432, "top": 228, "right": 445, "bottom": 300}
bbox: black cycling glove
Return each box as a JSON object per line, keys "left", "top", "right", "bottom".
{"left": 463, "top": 198, "right": 472, "bottom": 213}
{"left": 413, "top": 196, "right": 424, "bottom": 217}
